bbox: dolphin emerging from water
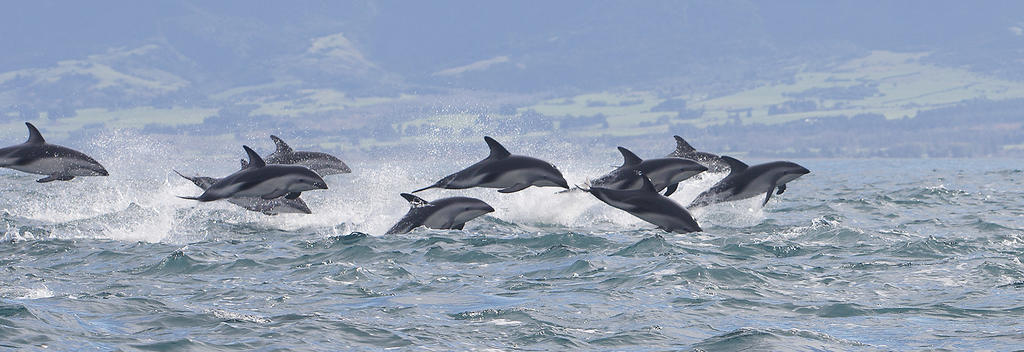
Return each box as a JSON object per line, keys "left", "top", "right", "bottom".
{"left": 178, "top": 146, "right": 328, "bottom": 202}
{"left": 412, "top": 136, "right": 569, "bottom": 193}
{"left": 667, "top": 135, "right": 728, "bottom": 172}
{"left": 590, "top": 147, "right": 707, "bottom": 196}
{"left": 385, "top": 193, "right": 495, "bottom": 234}
{"left": 583, "top": 174, "right": 702, "bottom": 234}
{"left": 688, "top": 156, "right": 810, "bottom": 208}
{"left": 0, "top": 122, "right": 108, "bottom": 182}
{"left": 264, "top": 135, "right": 351, "bottom": 176}
{"left": 174, "top": 160, "right": 312, "bottom": 215}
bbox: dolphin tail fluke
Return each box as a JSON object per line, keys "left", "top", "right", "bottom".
{"left": 177, "top": 195, "right": 202, "bottom": 201}
{"left": 556, "top": 186, "right": 586, "bottom": 194}
{"left": 411, "top": 183, "right": 439, "bottom": 193}
{"left": 172, "top": 169, "right": 194, "bottom": 182}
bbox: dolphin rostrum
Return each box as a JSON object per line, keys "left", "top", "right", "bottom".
{"left": 667, "top": 135, "right": 728, "bottom": 172}
{"left": 583, "top": 174, "right": 702, "bottom": 234}
{"left": 0, "top": 122, "right": 108, "bottom": 182}
{"left": 590, "top": 147, "right": 707, "bottom": 196}
{"left": 688, "top": 156, "right": 810, "bottom": 208}
{"left": 385, "top": 193, "right": 495, "bottom": 234}
{"left": 178, "top": 146, "right": 328, "bottom": 202}
{"left": 265, "top": 135, "right": 351, "bottom": 176}
{"left": 174, "top": 159, "right": 312, "bottom": 215}
{"left": 412, "top": 136, "right": 569, "bottom": 193}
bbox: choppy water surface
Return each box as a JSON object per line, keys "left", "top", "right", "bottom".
{"left": 2, "top": 154, "right": 1023, "bottom": 350}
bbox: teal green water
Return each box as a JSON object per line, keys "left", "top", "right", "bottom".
{"left": 1, "top": 158, "right": 1022, "bottom": 350}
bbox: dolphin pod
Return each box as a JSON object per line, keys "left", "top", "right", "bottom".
{"left": 2, "top": 123, "right": 810, "bottom": 234}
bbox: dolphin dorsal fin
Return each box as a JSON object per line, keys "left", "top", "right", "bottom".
{"left": 639, "top": 174, "right": 657, "bottom": 193}
{"left": 617, "top": 147, "right": 643, "bottom": 167}
{"left": 24, "top": 122, "right": 45, "bottom": 144}
{"left": 239, "top": 159, "right": 249, "bottom": 169}
{"left": 484, "top": 136, "right": 511, "bottom": 159}
{"left": 673, "top": 135, "right": 695, "bottom": 154}
{"left": 243, "top": 146, "right": 266, "bottom": 168}
{"left": 400, "top": 193, "right": 430, "bottom": 207}
{"left": 270, "top": 135, "right": 293, "bottom": 154}
{"left": 720, "top": 156, "right": 748, "bottom": 174}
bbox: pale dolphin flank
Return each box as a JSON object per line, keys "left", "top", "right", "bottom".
{"left": 667, "top": 135, "right": 728, "bottom": 172}
{"left": 412, "top": 136, "right": 569, "bottom": 193}
{"left": 385, "top": 193, "right": 495, "bottom": 234}
{"left": 174, "top": 160, "right": 312, "bottom": 215}
{"left": 583, "top": 174, "right": 702, "bottom": 234}
{"left": 178, "top": 146, "right": 328, "bottom": 202}
{"left": 265, "top": 135, "right": 351, "bottom": 176}
{"left": 590, "top": 147, "right": 707, "bottom": 196}
{"left": 688, "top": 156, "right": 810, "bottom": 208}
{"left": 0, "top": 122, "right": 108, "bottom": 182}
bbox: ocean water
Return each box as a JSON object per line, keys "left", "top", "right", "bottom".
{"left": 1, "top": 137, "right": 1022, "bottom": 350}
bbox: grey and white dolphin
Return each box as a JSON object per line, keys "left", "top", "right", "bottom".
{"left": 265, "top": 135, "right": 351, "bottom": 176}
{"left": 385, "top": 193, "right": 495, "bottom": 234}
{"left": 583, "top": 174, "right": 702, "bottom": 234}
{"left": 667, "top": 135, "right": 728, "bottom": 172}
{"left": 591, "top": 147, "right": 707, "bottom": 196}
{"left": 0, "top": 122, "right": 108, "bottom": 182}
{"left": 412, "top": 136, "right": 569, "bottom": 193}
{"left": 178, "top": 146, "right": 328, "bottom": 202}
{"left": 174, "top": 160, "right": 312, "bottom": 215}
{"left": 688, "top": 156, "right": 810, "bottom": 208}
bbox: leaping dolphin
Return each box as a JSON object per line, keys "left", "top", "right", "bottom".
{"left": 667, "top": 135, "right": 728, "bottom": 172}
{"left": 688, "top": 156, "right": 810, "bottom": 208}
{"left": 583, "top": 174, "right": 702, "bottom": 234}
{"left": 174, "top": 159, "right": 312, "bottom": 215}
{"left": 0, "top": 122, "right": 108, "bottom": 182}
{"left": 385, "top": 193, "right": 495, "bottom": 234}
{"left": 178, "top": 146, "right": 328, "bottom": 202}
{"left": 265, "top": 135, "right": 351, "bottom": 176}
{"left": 590, "top": 147, "right": 707, "bottom": 196}
{"left": 412, "top": 136, "right": 569, "bottom": 193}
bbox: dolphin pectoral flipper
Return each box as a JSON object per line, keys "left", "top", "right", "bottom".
{"left": 285, "top": 192, "right": 301, "bottom": 200}
{"left": 664, "top": 183, "right": 679, "bottom": 196}
{"left": 262, "top": 189, "right": 289, "bottom": 200}
{"left": 762, "top": 188, "right": 774, "bottom": 206}
{"left": 498, "top": 184, "right": 529, "bottom": 193}
{"left": 452, "top": 223, "right": 465, "bottom": 230}
{"left": 37, "top": 174, "right": 74, "bottom": 183}
{"left": 776, "top": 184, "right": 787, "bottom": 195}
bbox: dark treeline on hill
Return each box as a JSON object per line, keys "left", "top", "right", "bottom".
{"left": 685, "top": 99, "right": 1024, "bottom": 158}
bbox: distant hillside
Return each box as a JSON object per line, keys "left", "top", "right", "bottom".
{"left": 0, "top": 1, "right": 1022, "bottom": 157}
